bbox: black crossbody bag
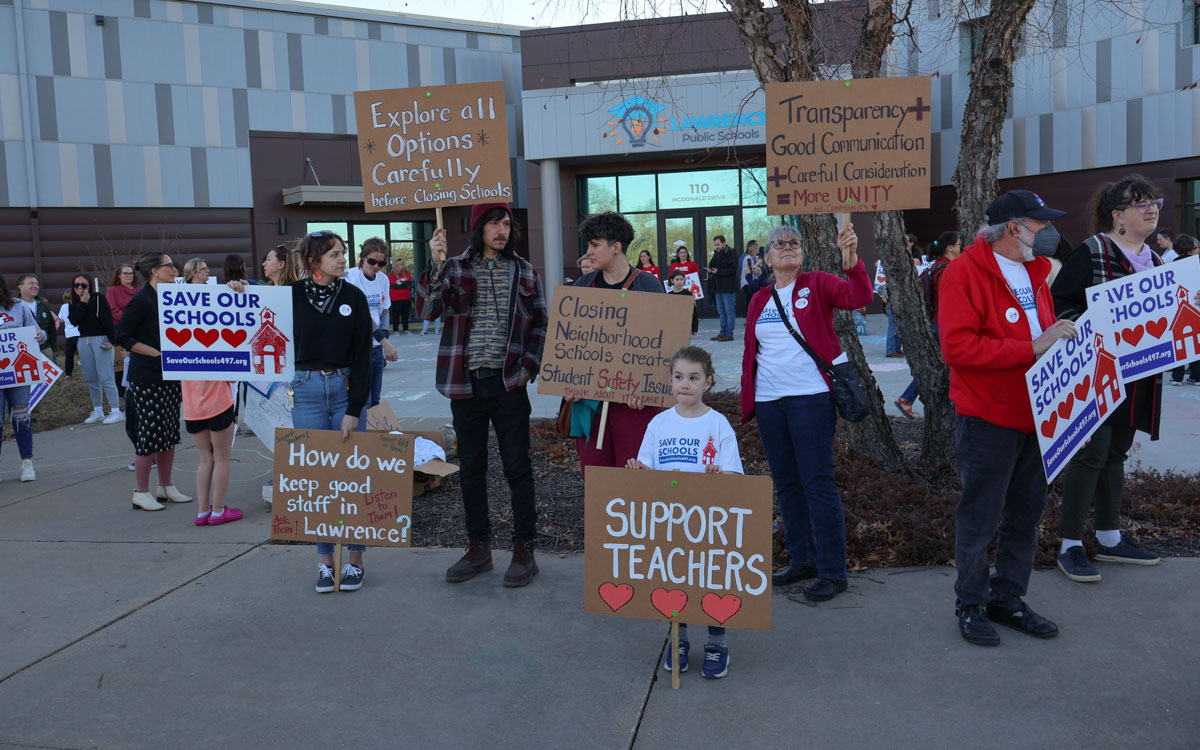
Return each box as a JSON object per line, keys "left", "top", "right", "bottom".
{"left": 770, "top": 287, "right": 869, "bottom": 423}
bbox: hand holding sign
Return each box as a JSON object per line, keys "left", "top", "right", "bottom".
{"left": 1034, "top": 319, "right": 1079, "bottom": 357}
{"left": 430, "top": 227, "right": 448, "bottom": 264}
{"left": 838, "top": 224, "right": 859, "bottom": 270}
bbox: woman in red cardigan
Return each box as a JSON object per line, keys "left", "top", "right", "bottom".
{"left": 739, "top": 223, "right": 872, "bottom": 603}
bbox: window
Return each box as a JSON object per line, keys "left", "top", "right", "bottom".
{"left": 962, "top": 17, "right": 986, "bottom": 66}
{"left": 618, "top": 174, "right": 657, "bottom": 213}
{"left": 1183, "top": 180, "right": 1200, "bottom": 237}
{"left": 585, "top": 176, "right": 617, "bottom": 214}
{"left": 657, "top": 169, "right": 741, "bottom": 209}
{"left": 1191, "top": 1, "right": 1200, "bottom": 47}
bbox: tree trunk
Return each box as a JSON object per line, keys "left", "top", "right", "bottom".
{"left": 951, "top": 0, "right": 1038, "bottom": 236}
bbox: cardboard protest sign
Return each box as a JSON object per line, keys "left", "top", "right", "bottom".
{"left": 244, "top": 382, "right": 291, "bottom": 453}
{"left": 1086, "top": 257, "right": 1200, "bottom": 381}
{"left": 364, "top": 402, "right": 459, "bottom": 497}
{"left": 584, "top": 467, "right": 774, "bottom": 631}
{"left": 0, "top": 326, "right": 44, "bottom": 389}
{"left": 28, "top": 353, "right": 63, "bottom": 412}
{"left": 1025, "top": 310, "right": 1126, "bottom": 481}
{"left": 662, "top": 272, "right": 704, "bottom": 299}
{"left": 271, "top": 428, "right": 414, "bottom": 547}
{"left": 765, "top": 77, "right": 932, "bottom": 215}
{"left": 158, "top": 284, "right": 294, "bottom": 382}
{"left": 353, "top": 81, "right": 512, "bottom": 212}
{"left": 537, "top": 286, "right": 694, "bottom": 407}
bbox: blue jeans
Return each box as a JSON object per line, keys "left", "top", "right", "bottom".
{"left": 1, "top": 385, "right": 33, "bottom": 460}
{"left": 716, "top": 292, "right": 736, "bottom": 336}
{"left": 899, "top": 322, "right": 937, "bottom": 404}
{"left": 756, "top": 394, "right": 846, "bottom": 580}
{"left": 289, "top": 369, "right": 366, "bottom": 554}
{"left": 357, "top": 346, "right": 386, "bottom": 431}
{"left": 885, "top": 301, "right": 902, "bottom": 355}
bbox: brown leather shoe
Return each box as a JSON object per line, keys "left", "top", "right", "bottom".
{"left": 503, "top": 540, "right": 539, "bottom": 587}
{"left": 446, "top": 540, "right": 493, "bottom": 582}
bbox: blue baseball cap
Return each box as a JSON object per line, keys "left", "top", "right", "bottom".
{"left": 985, "top": 190, "right": 1066, "bottom": 224}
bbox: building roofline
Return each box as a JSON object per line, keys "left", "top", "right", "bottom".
{"left": 204, "top": 0, "right": 528, "bottom": 35}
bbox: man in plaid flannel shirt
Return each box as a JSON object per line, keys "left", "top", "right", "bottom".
{"left": 417, "top": 203, "right": 548, "bottom": 587}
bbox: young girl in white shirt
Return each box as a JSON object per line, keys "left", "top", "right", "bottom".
{"left": 626, "top": 346, "right": 743, "bottom": 679}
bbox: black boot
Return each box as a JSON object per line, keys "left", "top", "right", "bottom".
{"left": 446, "top": 540, "right": 492, "bottom": 582}
{"left": 503, "top": 540, "right": 539, "bottom": 587}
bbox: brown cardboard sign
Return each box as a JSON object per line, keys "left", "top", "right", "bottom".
{"left": 363, "top": 402, "right": 459, "bottom": 496}
{"left": 765, "top": 76, "right": 932, "bottom": 215}
{"left": 353, "top": 81, "right": 512, "bottom": 213}
{"left": 537, "top": 285, "right": 694, "bottom": 408}
{"left": 584, "top": 467, "right": 774, "bottom": 631}
{"left": 270, "top": 428, "right": 414, "bottom": 547}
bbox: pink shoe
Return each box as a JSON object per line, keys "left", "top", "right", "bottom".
{"left": 194, "top": 512, "right": 211, "bottom": 527}
{"left": 207, "top": 507, "right": 243, "bottom": 525}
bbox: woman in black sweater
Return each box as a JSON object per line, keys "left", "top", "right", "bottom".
{"left": 114, "top": 252, "right": 192, "bottom": 511}
{"left": 288, "top": 230, "right": 374, "bottom": 593}
{"left": 67, "top": 274, "right": 122, "bottom": 424}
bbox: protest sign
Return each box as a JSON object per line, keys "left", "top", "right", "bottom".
{"left": 158, "top": 284, "right": 294, "bottom": 382}
{"left": 765, "top": 76, "right": 932, "bottom": 215}
{"left": 1086, "top": 257, "right": 1200, "bottom": 381}
{"left": 353, "top": 81, "right": 512, "bottom": 213}
{"left": 271, "top": 428, "right": 414, "bottom": 547}
{"left": 1025, "top": 310, "right": 1126, "bottom": 481}
{"left": 244, "top": 382, "right": 292, "bottom": 453}
{"left": 28, "top": 354, "right": 63, "bottom": 412}
{"left": 364, "top": 402, "right": 459, "bottom": 497}
{"left": 584, "top": 467, "right": 774, "bottom": 631}
{"left": 537, "top": 286, "right": 694, "bottom": 408}
{"left": 0, "top": 326, "right": 44, "bottom": 389}
{"left": 662, "top": 272, "right": 704, "bottom": 299}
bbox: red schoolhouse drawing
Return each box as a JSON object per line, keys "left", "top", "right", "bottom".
{"left": 11, "top": 342, "right": 40, "bottom": 384}
{"left": 701, "top": 436, "right": 717, "bottom": 466}
{"left": 249, "top": 308, "right": 290, "bottom": 375}
{"left": 1092, "top": 333, "right": 1120, "bottom": 417}
{"left": 1170, "top": 285, "right": 1200, "bottom": 362}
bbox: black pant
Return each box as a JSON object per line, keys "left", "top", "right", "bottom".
{"left": 953, "top": 416, "right": 1048, "bottom": 608}
{"left": 1058, "top": 422, "right": 1136, "bottom": 540}
{"left": 390, "top": 300, "right": 412, "bottom": 331}
{"left": 1170, "top": 362, "right": 1200, "bottom": 382}
{"left": 449, "top": 371, "right": 537, "bottom": 543}
{"left": 63, "top": 337, "right": 78, "bottom": 377}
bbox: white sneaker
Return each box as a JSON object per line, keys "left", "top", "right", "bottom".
{"left": 84, "top": 408, "right": 105, "bottom": 424}
{"left": 20, "top": 459, "right": 35, "bottom": 482}
{"left": 103, "top": 410, "right": 125, "bottom": 424}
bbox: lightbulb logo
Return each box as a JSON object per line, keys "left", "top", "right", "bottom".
{"left": 605, "top": 96, "right": 667, "bottom": 148}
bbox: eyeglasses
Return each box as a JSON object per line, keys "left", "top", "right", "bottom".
{"left": 154, "top": 262, "right": 177, "bottom": 270}
{"left": 773, "top": 240, "right": 802, "bottom": 249}
{"left": 120, "top": 270, "right": 134, "bottom": 275}
{"left": 306, "top": 230, "right": 335, "bottom": 254}
{"left": 1130, "top": 198, "right": 1164, "bottom": 213}
{"left": 73, "top": 283, "right": 89, "bottom": 289}
{"left": 363, "top": 257, "right": 385, "bottom": 267}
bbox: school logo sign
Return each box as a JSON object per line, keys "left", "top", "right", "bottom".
{"left": 605, "top": 96, "right": 667, "bottom": 148}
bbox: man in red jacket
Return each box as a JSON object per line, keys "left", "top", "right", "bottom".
{"left": 938, "top": 190, "right": 1077, "bottom": 647}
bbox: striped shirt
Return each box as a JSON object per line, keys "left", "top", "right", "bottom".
{"left": 465, "top": 256, "right": 511, "bottom": 371}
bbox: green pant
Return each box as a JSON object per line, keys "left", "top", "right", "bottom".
{"left": 1058, "top": 422, "right": 1137, "bottom": 540}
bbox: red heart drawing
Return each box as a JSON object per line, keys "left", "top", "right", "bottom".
{"left": 701, "top": 593, "right": 742, "bottom": 625}
{"left": 165, "top": 327, "right": 192, "bottom": 347}
{"left": 1056, "top": 394, "right": 1075, "bottom": 421}
{"left": 193, "top": 329, "right": 220, "bottom": 348}
{"left": 650, "top": 588, "right": 688, "bottom": 619}
{"left": 598, "top": 582, "right": 635, "bottom": 613}
{"left": 1121, "top": 324, "right": 1145, "bottom": 347}
{"left": 1146, "top": 316, "right": 1168, "bottom": 340}
{"left": 1073, "top": 375, "right": 1091, "bottom": 402}
{"left": 221, "top": 329, "right": 248, "bottom": 347}
{"left": 0, "top": 358, "right": 10, "bottom": 369}
{"left": 1040, "top": 413, "right": 1059, "bottom": 439}
{"left": 1113, "top": 330, "right": 1122, "bottom": 346}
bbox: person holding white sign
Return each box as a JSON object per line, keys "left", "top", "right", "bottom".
{"left": 419, "top": 204, "right": 548, "bottom": 587}
{"left": 114, "top": 252, "right": 192, "bottom": 511}
{"left": 0, "top": 277, "right": 39, "bottom": 482}
{"left": 289, "top": 230, "right": 374, "bottom": 593}
{"left": 1050, "top": 177, "right": 1167, "bottom": 582}
{"left": 938, "top": 190, "right": 1076, "bottom": 646}
{"left": 626, "top": 346, "right": 742, "bottom": 679}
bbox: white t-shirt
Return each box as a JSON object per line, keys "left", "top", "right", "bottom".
{"left": 1162, "top": 249, "right": 1179, "bottom": 263}
{"left": 754, "top": 281, "right": 831, "bottom": 399}
{"left": 344, "top": 267, "right": 391, "bottom": 346}
{"left": 993, "top": 252, "right": 1044, "bottom": 338}
{"left": 636, "top": 406, "right": 744, "bottom": 474}
{"left": 59, "top": 302, "right": 79, "bottom": 338}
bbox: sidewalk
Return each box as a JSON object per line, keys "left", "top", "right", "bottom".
{"left": 2, "top": 421, "right": 1198, "bottom": 748}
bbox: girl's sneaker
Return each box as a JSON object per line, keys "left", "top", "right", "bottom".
{"left": 701, "top": 644, "right": 730, "bottom": 679}
{"left": 663, "top": 639, "right": 689, "bottom": 673}
{"left": 207, "top": 507, "right": 243, "bottom": 525}
{"left": 316, "top": 564, "right": 336, "bottom": 593}
{"left": 339, "top": 563, "right": 364, "bottom": 591}
{"left": 194, "top": 511, "right": 211, "bottom": 527}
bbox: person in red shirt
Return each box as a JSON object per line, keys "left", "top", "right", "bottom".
{"left": 668, "top": 242, "right": 699, "bottom": 278}
{"left": 938, "top": 190, "right": 1077, "bottom": 647}
{"left": 635, "top": 249, "right": 660, "bottom": 280}
{"left": 388, "top": 258, "right": 414, "bottom": 333}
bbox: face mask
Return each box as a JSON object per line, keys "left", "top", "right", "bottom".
{"left": 1031, "top": 223, "right": 1061, "bottom": 257}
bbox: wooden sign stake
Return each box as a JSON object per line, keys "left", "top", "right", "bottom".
{"left": 670, "top": 620, "right": 680, "bottom": 690}
{"left": 595, "top": 401, "right": 610, "bottom": 451}
{"left": 334, "top": 543, "right": 343, "bottom": 592}
{"left": 842, "top": 212, "right": 851, "bottom": 228}
{"left": 435, "top": 206, "right": 444, "bottom": 231}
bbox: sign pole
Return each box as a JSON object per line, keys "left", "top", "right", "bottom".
{"left": 670, "top": 620, "right": 680, "bottom": 690}
{"left": 435, "top": 206, "right": 444, "bottom": 231}
{"left": 334, "top": 543, "right": 343, "bottom": 592}
{"left": 595, "top": 401, "right": 610, "bottom": 451}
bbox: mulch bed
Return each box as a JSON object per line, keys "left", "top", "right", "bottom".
{"left": 403, "top": 390, "right": 1200, "bottom": 569}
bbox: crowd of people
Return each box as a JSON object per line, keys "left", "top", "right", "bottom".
{"left": 4, "top": 174, "right": 1191, "bottom": 665}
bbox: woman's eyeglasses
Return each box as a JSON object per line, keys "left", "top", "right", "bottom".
{"left": 1130, "top": 199, "right": 1164, "bottom": 213}
{"left": 154, "top": 261, "right": 177, "bottom": 270}
{"left": 773, "top": 240, "right": 802, "bottom": 249}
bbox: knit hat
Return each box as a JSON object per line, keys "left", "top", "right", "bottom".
{"left": 470, "top": 203, "right": 514, "bottom": 230}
